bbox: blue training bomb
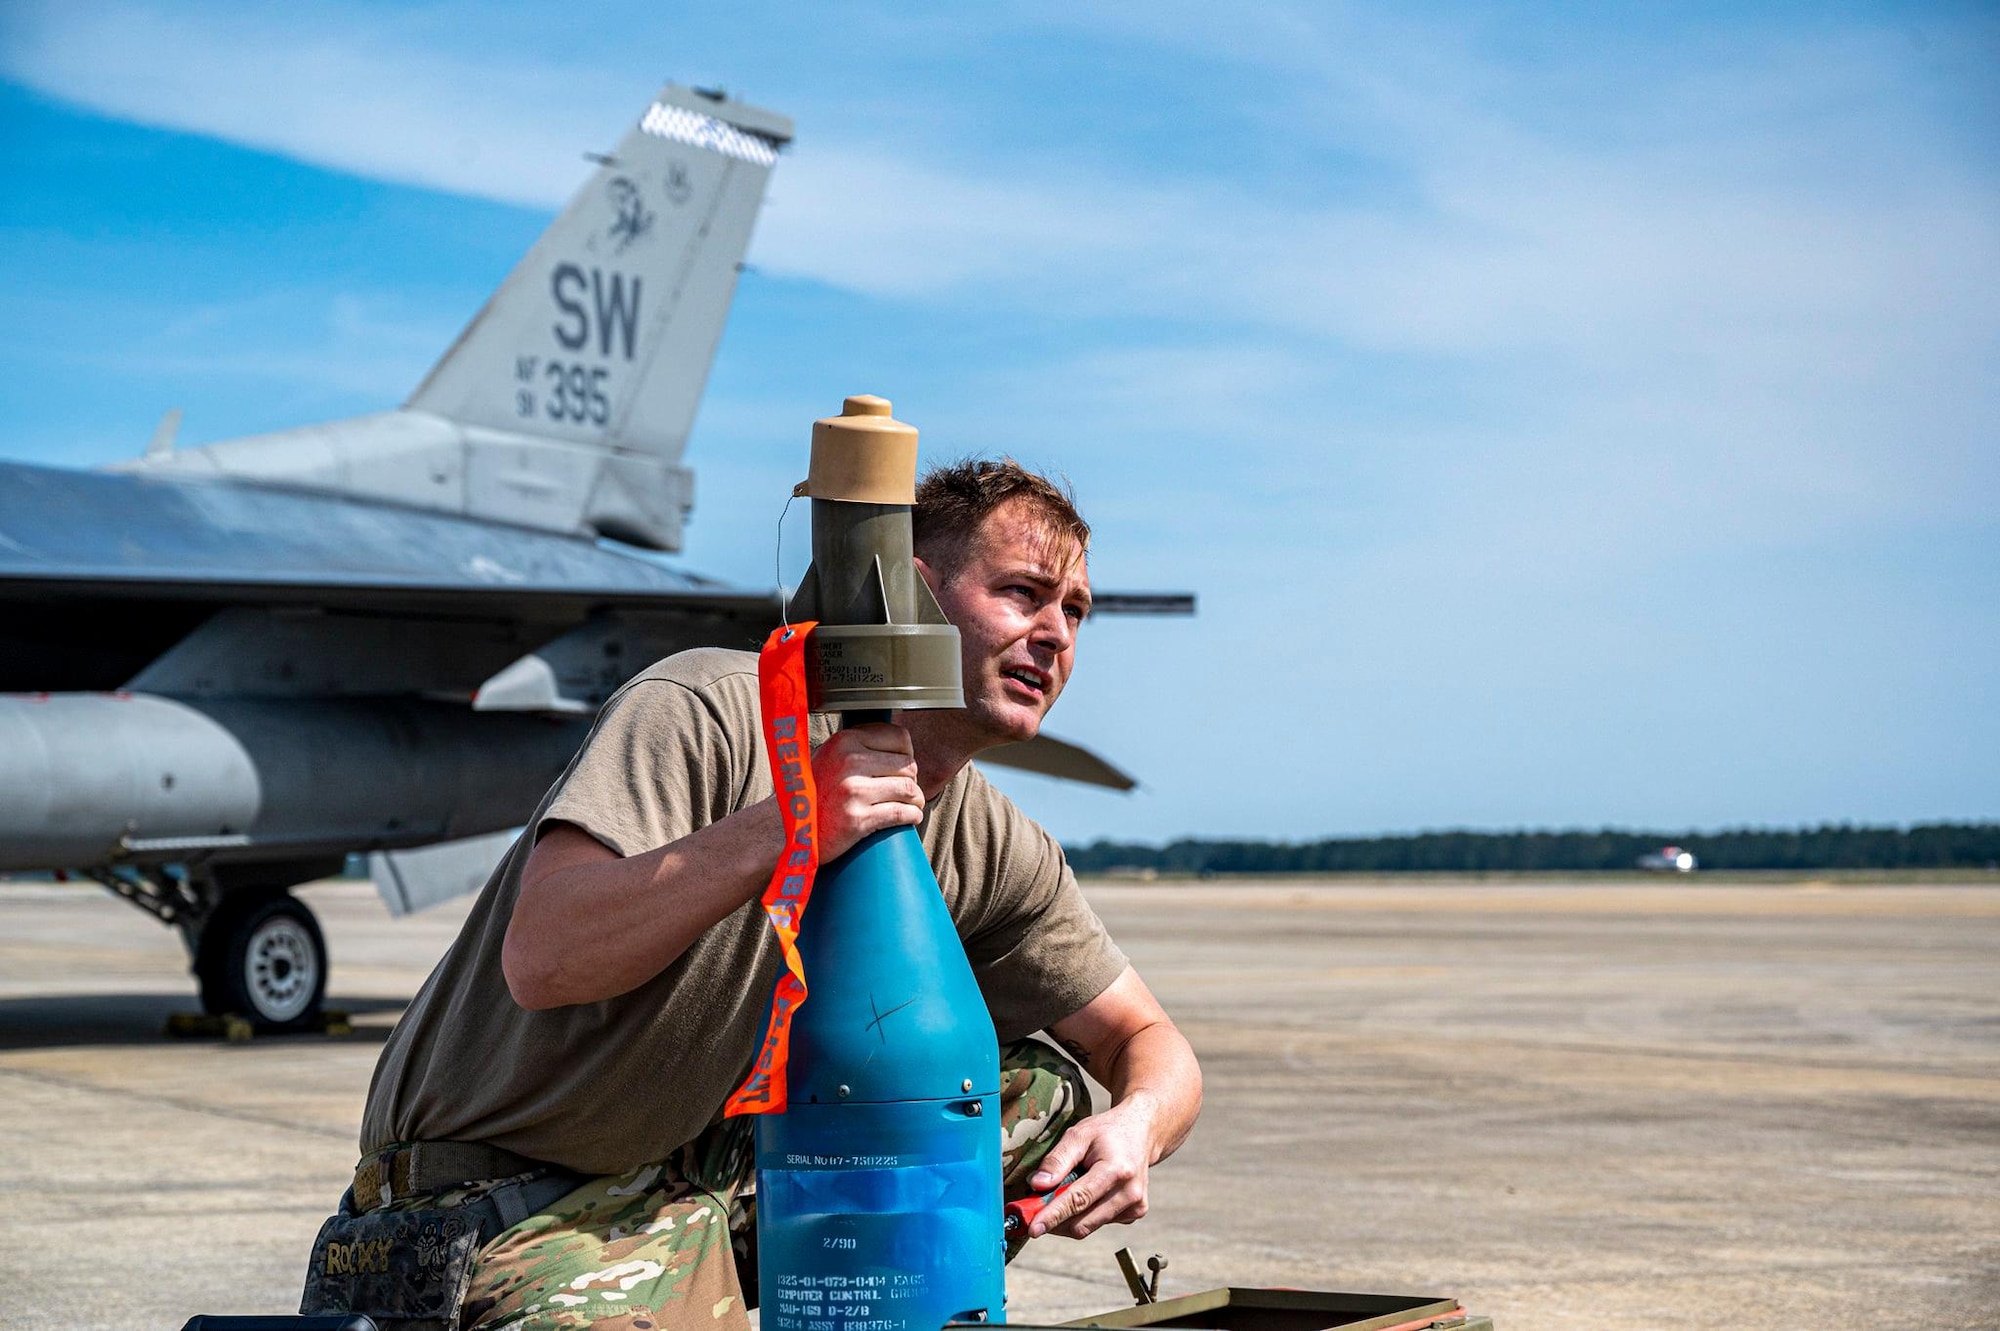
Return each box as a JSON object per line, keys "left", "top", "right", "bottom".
{"left": 756, "top": 829, "right": 1003, "bottom": 1330}
{"left": 751, "top": 396, "right": 1004, "bottom": 1331}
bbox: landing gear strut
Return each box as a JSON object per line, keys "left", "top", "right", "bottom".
{"left": 85, "top": 863, "right": 332, "bottom": 1032}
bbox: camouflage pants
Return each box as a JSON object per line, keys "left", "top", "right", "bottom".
{"left": 354, "top": 1038, "right": 1087, "bottom": 1331}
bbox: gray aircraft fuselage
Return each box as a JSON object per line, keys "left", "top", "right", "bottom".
{"left": 0, "top": 458, "right": 780, "bottom": 873}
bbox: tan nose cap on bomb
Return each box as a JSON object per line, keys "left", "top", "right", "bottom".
{"left": 797, "top": 395, "right": 920, "bottom": 505}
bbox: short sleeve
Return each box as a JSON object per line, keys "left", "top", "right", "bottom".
{"left": 539, "top": 671, "right": 750, "bottom": 858}
{"left": 947, "top": 776, "right": 1130, "bottom": 1041}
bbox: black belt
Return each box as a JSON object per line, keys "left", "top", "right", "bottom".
{"left": 350, "top": 1141, "right": 578, "bottom": 1223}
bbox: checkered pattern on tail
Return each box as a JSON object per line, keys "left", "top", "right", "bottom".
{"left": 640, "top": 103, "right": 781, "bottom": 167}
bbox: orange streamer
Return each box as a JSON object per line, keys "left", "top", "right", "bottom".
{"left": 723, "top": 621, "right": 820, "bottom": 1117}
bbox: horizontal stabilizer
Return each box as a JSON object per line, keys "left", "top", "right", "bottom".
{"left": 1088, "top": 592, "right": 1196, "bottom": 616}
{"left": 978, "top": 733, "right": 1136, "bottom": 791}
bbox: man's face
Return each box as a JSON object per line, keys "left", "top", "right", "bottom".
{"left": 923, "top": 498, "right": 1091, "bottom": 748}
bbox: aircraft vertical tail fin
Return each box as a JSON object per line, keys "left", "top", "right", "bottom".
{"left": 121, "top": 85, "right": 788, "bottom": 553}
{"left": 407, "top": 85, "right": 790, "bottom": 548}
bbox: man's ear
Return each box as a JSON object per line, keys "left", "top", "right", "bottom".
{"left": 912, "top": 555, "right": 939, "bottom": 592}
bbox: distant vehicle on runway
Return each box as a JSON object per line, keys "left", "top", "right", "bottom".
{"left": 1637, "top": 845, "right": 1699, "bottom": 872}
{"left": 0, "top": 84, "right": 1183, "bottom": 1032}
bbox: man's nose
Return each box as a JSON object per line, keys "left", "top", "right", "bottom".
{"left": 1030, "top": 600, "right": 1075, "bottom": 653}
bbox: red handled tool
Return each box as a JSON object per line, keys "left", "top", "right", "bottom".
{"left": 1003, "top": 1169, "right": 1083, "bottom": 1236}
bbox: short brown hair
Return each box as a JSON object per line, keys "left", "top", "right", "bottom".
{"left": 912, "top": 458, "right": 1090, "bottom": 574}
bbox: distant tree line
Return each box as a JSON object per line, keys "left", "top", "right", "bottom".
{"left": 1064, "top": 823, "right": 2000, "bottom": 875}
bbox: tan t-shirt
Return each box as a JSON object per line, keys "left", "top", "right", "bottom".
{"left": 360, "top": 647, "right": 1128, "bottom": 1175}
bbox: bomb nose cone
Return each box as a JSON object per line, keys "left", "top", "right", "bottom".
{"left": 788, "top": 393, "right": 962, "bottom": 711}
{"left": 807, "top": 395, "right": 918, "bottom": 504}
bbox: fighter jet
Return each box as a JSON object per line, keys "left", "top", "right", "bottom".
{"left": 0, "top": 84, "right": 1185, "bottom": 1033}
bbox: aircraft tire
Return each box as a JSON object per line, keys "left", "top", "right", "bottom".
{"left": 195, "top": 891, "right": 328, "bottom": 1031}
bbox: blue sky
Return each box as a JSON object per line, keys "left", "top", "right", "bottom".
{"left": 1, "top": 2, "right": 1994, "bottom": 844}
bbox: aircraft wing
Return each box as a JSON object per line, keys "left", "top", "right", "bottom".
{"left": 0, "top": 462, "right": 775, "bottom": 615}
{"left": 0, "top": 461, "right": 780, "bottom": 699}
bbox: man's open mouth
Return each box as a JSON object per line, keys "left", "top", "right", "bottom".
{"left": 1002, "top": 666, "right": 1048, "bottom": 694}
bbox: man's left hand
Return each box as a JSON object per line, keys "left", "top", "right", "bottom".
{"left": 1027, "top": 967, "right": 1202, "bottom": 1241}
{"left": 1023, "top": 1091, "right": 1162, "bottom": 1238}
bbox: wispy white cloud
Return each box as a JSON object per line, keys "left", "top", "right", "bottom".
{"left": 6, "top": 0, "right": 1994, "bottom": 832}
{"left": 10, "top": 1, "right": 1990, "bottom": 363}
{"left": 11, "top": 2, "right": 1989, "bottom": 532}
{"left": 2, "top": 3, "right": 604, "bottom": 208}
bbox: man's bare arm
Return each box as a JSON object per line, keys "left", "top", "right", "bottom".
{"left": 504, "top": 807, "right": 779, "bottom": 1010}
{"left": 502, "top": 724, "right": 926, "bottom": 1010}
{"left": 1028, "top": 966, "right": 1203, "bottom": 1239}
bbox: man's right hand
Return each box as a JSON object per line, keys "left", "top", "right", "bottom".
{"left": 813, "top": 723, "right": 925, "bottom": 860}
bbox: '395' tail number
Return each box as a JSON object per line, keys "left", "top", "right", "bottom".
{"left": 514, "top": 357, "right": 611, "bottom": 425}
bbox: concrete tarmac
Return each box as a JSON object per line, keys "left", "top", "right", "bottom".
{"left": 2, "top": 875, "right": 1995, "bottom": 1330}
